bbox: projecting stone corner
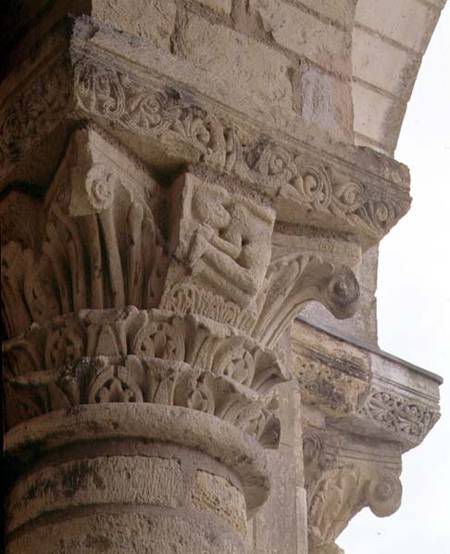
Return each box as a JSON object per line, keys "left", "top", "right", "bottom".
{"left": 291, "top": 318, "right": 441, "bottom": 554}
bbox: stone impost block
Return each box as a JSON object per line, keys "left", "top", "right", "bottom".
{"left": 251, "top": 0, "right": 352, "bottom": 76}
{"left": 179, "top": 11, "right": 294, "bottom": 115}
{"left": 291, "top": 317, "right": 441, "bottom": 553}
{"left": 0, "top": 18, "right": 412, "bottom": 253}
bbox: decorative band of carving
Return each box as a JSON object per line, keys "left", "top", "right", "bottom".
{"left": 358, "top": 386, "right": 440, "bottom": 446}
{"left": 5, "top": 356, "right": 279, "bottom": 448}
{"left": 73, "top": 56, "right": 406, "bottom": 241}
{"left": 3, "top": 307, "right": 288, "bottom": 446}
{"left": 0, "top": 56, "right": 72, "bottom": 177}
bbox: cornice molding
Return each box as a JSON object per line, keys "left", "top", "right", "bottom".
{"left": 0, "top": 18, "right": 412, "bottom": 248}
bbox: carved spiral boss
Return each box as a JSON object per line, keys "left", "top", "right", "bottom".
{"left": 1, "top": 125, "right": 362, "bottom": 553}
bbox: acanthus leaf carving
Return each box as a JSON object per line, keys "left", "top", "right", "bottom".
{"left": 303, "top": 428, "right": 403, "bottom": 554}
{"left": 1, "top": 127, "right": 168, "bottom": 338}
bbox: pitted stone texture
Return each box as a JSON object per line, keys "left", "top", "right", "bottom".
{"left": 5, "top": 404, "right": 271, "bottom": 514}
{"left": 299, "top": 64, "right": 353, "bottom": 139}
{"left": 192, "top": 470, "right": 247, "bottom": 536}
{"left": 251, "top": 0, "right": 352, "bottom": 76}
{"left": 179, "top": 12, "right": 294, "bottom": 116}
{"left": 195, "top": 0, "right": 233, "bottom": 14}
{"left": 7, "top": 512, "right": 245, "bottom": 553}
{"left": 8, "top": 456, "right": 185, "bottom": 533}
{"left": 92, "top": 0, "right": 176, "bottom": 50}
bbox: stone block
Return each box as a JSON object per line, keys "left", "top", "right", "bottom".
{"left": 7, "top": 512, "right": 245, "bottom": 553}
{"left": 180, "top": 12, "right": 294, "bottom": 114}
{"left": 298, "top": 64, "right": 353, "bottom": 138}
{"left": 8, "top": 456, "right": 185, "bottom": 532}
{"left": 192, "top": 470, "right": 247, "bottom": 536}
{"left": 251, "top": 0, "right": 352, "bottom": 75}
{"left": 355, "top": 0, "right": 439, "bottom": 53}
{"left": 294, "top": 0, "right": 356, "bottom": 29}
{"left": 353, "top": 26, "right": 420, "bottom": 98}
{"left": 195, "top": 0, "right": 233, "bottom": 15}
{"left": 352, "top": 81, "right": 399, "bottom": 146}
{"left": 252, "top": 445, "right": 304, "bottom": 553}
{"left": 91, "top": 0, "right": 176, "bottom": 49}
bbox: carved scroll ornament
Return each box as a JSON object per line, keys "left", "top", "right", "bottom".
{"left": 73, "top": 58, "right": 402, "bottom": 242}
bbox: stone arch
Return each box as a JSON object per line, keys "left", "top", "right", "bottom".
{"left": 352, "top": 0, "right": 446, "bottom": 154}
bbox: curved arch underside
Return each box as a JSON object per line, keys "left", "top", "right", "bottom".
{"left": 352, "top": 0, "right": 446, "bottom": 155}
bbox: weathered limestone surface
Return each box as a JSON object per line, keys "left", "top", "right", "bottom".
{"left": 291, "top": 318, "right": 441, "bottom": 554}
{"left": 0, "top": 1, "right": 444, "bottom": 553}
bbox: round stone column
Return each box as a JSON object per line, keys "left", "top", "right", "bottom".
{"left": 5, "top": 404, "right": 270, "bottom": 553}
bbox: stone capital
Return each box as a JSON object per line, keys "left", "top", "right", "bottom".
{"left": 291, "top": 318, "right": 440, "bottom": 554}
{"left": 1, "top": 121, "right": 366, "bottom": 552}
{"left": 303, "top": 425, "right": 402, "bottom": 554}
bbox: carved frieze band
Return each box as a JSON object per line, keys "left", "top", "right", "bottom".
{"left": 291, "top": 322, "right": 440, "bottom": 448}
{"left": 0, "top": 56, "right": 72, "bottom": 178}
{"left": 358, "top": 385, "right": 440, "bottom": 446}
{"left": 73, "top": 57, "right": 404, "bottom": 240}
{"left": 0, "top": 41, "right": 410, "bottom": 243}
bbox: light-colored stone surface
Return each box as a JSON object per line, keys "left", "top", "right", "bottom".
{"left": 292, "top": 0, "right": 356, "bottom": 29}
{"left": 1, "top": 2, "right": 445, "bottom": 553}
{"left": 8, "top": 456, "right": 185, "bottom": 532}
{"left": 7, "top": 512, "right": 246, "bottom": 553}
{"left": 353, "top": 27, "right": 420, "bottom": 98}
{"left": 192, "top": 470, "right": 247, "bottom": 536}
{"left": 195, "top": 0, "right": 233, "bottom": 15}
{"left": 352, "top": 80, "right": 400, "bottom": 147}
{"left": 179, "top": 11, "right": 294, "bottom": 115}
{"left": 92, "top": 0, "right": 176, "bottom": 49}
{"left": 300, "top": 245, "right": 380, "bottom": 346}
{"left": 299, "top": 64, "right": 353, "bottom": 139}
{"left": 5, "top": 404, "right": 272, "bottom": 513}
{"left": 252, "top": 0, "right": 352, "bottom": 76}
{"left": 355, "top": 0, "right": 439, "bottom": 53}
{"left": 352, "top": 0, "right": 444, "bottom": 154}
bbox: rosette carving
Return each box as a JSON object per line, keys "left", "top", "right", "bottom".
{"left": 3, "top": 307, "right": 288, "bottom": 446}
{"left": 84, "top": 164, "right": 117, "bottom": 210}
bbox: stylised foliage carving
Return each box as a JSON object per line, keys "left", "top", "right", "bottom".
{"left": 0, "top": 57, "right": 71, "bottom": 174}
{"left": 303, "top": 429, "right": 402, "bottom": 554}
{"left": 1, "top": 129, "right": 167, "bottom": 337}
{"left": 73, "top": 57, "right": 404, "bottom": 240}
{"left": 3, "top": 307, "right": 288, "bottom": 446}
{"left": 358, "top": 386, "right": 440, "bottom": 444}
{"left": 1, "top": 126, "right": 364, "bottom": 455}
